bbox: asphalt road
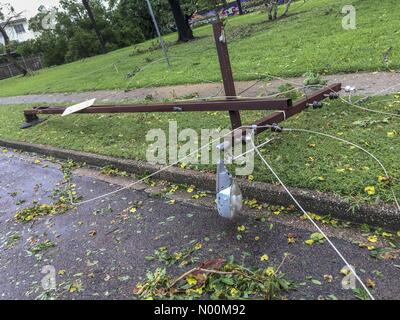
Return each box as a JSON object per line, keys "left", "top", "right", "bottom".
{"left": 1, "top": 148, "right": 400, "bottom": 300}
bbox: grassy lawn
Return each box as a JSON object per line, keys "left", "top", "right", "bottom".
{"left": 1, "top": 93, "right": 399, "bottom": 207}
{"left": 0, "top": 0, "right": 399, "bottom": 97}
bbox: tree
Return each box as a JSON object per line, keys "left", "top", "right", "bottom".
{"left": 81, "top": 0, "right": 107, "bottom": 53}
{"left": 26, "top": 0, "right": 138, "bottom": 65}
{"left": 281, "top": 0, "right": 293, "bottom": 17}
{"left": 111, "top": 0, "right": 171, "bottom": 40}
{"left": 0, "top": 3, "right": 28, "bottom": 75}
{"left": 168, "top": 0, "right": 194, "bottom": 42}
{"left": 264, "top": 0, "right": 293, "bottom": 20}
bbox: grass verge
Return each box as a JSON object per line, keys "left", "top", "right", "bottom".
{"left": 0, "top": 92, "right": 399, "bottom": 207}
{"left": 0, "top": 0, "right": 399, "bottom": 97}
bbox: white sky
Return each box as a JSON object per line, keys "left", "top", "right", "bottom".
{"left": 1, "top": 0, "right": 60, "bottom": 18}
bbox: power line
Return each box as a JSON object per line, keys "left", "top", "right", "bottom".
{"left": 249, "top": 134, "right": 375, "bottom": 300}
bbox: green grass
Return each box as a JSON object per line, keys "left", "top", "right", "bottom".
{"left": 0, "top": 0, "right": 399, "bottom": 97}
{"left": 1, "top": 94, "right": 399, "bottom": 206}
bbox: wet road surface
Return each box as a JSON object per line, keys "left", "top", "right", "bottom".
{"left": 1, "top": 148, "right": 400, "bottom": 300}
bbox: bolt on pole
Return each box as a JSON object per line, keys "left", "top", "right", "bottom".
{"left": 145, "top": 0, "right": 171, "bottom": 69}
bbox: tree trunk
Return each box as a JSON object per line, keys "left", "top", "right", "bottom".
{"left": 0, "top": 25, "right": 28, "bottom": 76}
{"left": 168, "top": 0, "right": 194, "bottom": 42}
{"left": 281, "top": 0, "right": 293, "bottom": 17}
{"left": 81, "top": 0, "right": 107, "bottom": 53}
{"left": 237, "top": 0, "right": 243, "bottom": 15}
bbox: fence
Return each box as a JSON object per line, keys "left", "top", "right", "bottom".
{"left": 0, "top": 55, "right": 43, "bottom": 80}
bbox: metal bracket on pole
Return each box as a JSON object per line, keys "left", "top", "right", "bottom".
{"left": 20, "top": 113, "right": 45, "bottom": 129}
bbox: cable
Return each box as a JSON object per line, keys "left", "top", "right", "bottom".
{"left": 283, "top": 128, "right": 400, "bottom": 212}
{"left": 249, "top": 135, "right": 375, "bottom": 300}
{"left": 71, "top": 126, "right": 246, "bottom": 206}
{"left": 341, "top": 96, "right": 400, "bottom": 118}
{"left": 236, "top": 67, "right": 400, "bottom": 118}
{"left": 246, "top": 124, "right": 400, "bottom": 212}
{"left": 230, "top": 138, "right": 275, "bottom": 161}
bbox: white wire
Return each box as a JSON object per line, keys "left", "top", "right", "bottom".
{"left": 71, "top": 126, "right": 246, "bottom": 206}
{"left": 353, "top": 82, "right": 400, "bottom": 104}
{"left": 283, "top": 128, "right": 400, "bottom": 212}
{"left": 307, "top": 83, "right": 400, "bottom": 118}
{"left": 247, "top": 125, "right": 400, "bottom": 212}
{"left": 169, "top": 84, "right": 306, "bottom": 103}
{"left": 230, "top": 138, "right": 275, "bottom": 161}
{"left": 249, "top": 135, "right": 375, "bottom": 300}
{"left": 341, "top": 96, "right": 400, "bottom": 118}
{"left": 237, "top": 68, "right": 400, "bottom": 118}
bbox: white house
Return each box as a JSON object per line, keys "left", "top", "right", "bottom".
{"left": 0, "top": 17, "right": 36, "bottom": 45}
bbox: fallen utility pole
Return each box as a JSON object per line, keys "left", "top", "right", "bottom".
{"left": 23, "top": 97, "right": 292, "bottom": 117}
{"left": 21, "top": 21, "right": 341, "bottom": 135}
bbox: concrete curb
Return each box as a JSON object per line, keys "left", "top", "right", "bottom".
{"left": 1, "top": 139, "right": 399, "bottom": 230}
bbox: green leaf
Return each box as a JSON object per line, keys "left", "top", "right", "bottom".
{"left": 310, "top": 232, "right": 324, "bottom": 242}
{"left": 221, "top": 277, "right": 235, "bottom": 285}
{"left": 311, "top": 279, "right": 322, "bottom": 285}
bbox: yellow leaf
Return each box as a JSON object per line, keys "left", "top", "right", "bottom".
{"left": 364, "top": 186, "right": 376, "bottom": 196}
{"left": 340, "top": 267, "right": 351, "bottom": 276}
{"left": 237, "top": 225, "right": 246, "bottom": 232}
{"left": 194, "top": 243, "right": 202, "bottom": 250}
{"left": 186, "top": 275, "right": 197, "bottom": 286}
{"left": 324, "top": 274, "right": 333, "bottom": 283}
{"left": 378, "top": 176, "right": 390, "bottom": 185}
{"left": 367, "top": 235, "right": 378, "bottom": 243}
{"left": 304, "top": 239, "right": 314, "bottom": 246}
{"left": 129, "top": 207, "right": 137, "bottom": 214}
{"left": 230, "top": 288, "right": 239, "bottom": 297}
{"left": 265, "top": 267, "right": 275, "bottom": 277}
{"left": 174, "top": 252, "right": 183, "bottom": 260}
{"left": 260, "top": 254, "right": 269, "bottom": 261}
{"left": 387, "top": 131, "right": 397, "bottom": 138}
{"left": 382, "top": 232, "right": 393, "bottom": 238}
{"left": 69, "top": 286, "right": 77, "bottom": 293}
{"left": 366, "top": 278, "right": 376, "bottom": 288}
{"left": 168, "top": 199, "right": 176, "bottom": 205}
{"left": 287, "top": 234, "right": 296, "bottom": 244}
{"left": 186, "top": 187, "right": 194, "bottom": 193}
{"left": 254, "top": 236, "right": 260, "bottom": 241}
{"left": 248, "top": 175, "right": 254, "bottom": 181}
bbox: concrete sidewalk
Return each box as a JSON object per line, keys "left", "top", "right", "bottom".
{"left": 1, "top": 71, "right": 399, "bottom": 106}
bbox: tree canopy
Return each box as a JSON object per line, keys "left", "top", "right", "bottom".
{"left": 12, "top": 0, "right": 249, "bottom": 67}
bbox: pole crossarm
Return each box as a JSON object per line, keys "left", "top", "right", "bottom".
{"left": 254, "top": 83, "right": 342, "bottom": 134}
{"left": 23, "top": 97, "right": 293, "bottom": 117}
{"left": 20, "top": 19, "right": 341, "bottom": 133}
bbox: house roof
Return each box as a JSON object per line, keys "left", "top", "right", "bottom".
{"left": 0, "top": 17, "right": 27, "bottom": 28}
